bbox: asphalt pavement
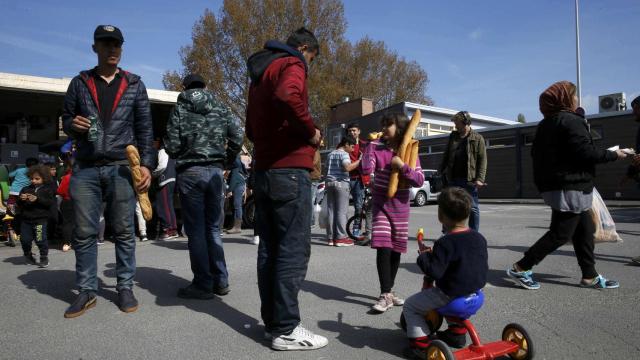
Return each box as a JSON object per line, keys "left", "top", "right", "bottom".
{"left": 1, "top": 203, "right": 639, "bottom": 359}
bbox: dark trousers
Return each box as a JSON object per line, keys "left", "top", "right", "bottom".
{"left": 20, "top": 221, "right": 48, "bottom": 257}
{"left": 177, "top": 166, "right": 228, "bottom": 291}
{"left": 377, "top": 248, "right": 401, "bottom": 293}
{"left": 156, "top": 182, "right": 177, "bottom": 232}
{"left": 255, "top": 169, "right": 311, "bottom": 336}
{"left": 450, "top": 179, "right": 480, "bottom": 231}
{"left": 517, "top": 209, "right": 597, "bottom": 279}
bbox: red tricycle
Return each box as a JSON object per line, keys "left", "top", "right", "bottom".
{"left": 401, "top": 229, "right": 534, "bottom": 360}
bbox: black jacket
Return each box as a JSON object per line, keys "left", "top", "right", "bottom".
{"left": 532, "top": 111, "right": 617, "bottom": 193}
{"left": 18, "top": 184, "right": 55, "bottom": 222}
{"left": 417, "top": 230, "right": 488, "bottom": 298}
{"left": 62, "top": 68, "right": 156, "bottom": 169}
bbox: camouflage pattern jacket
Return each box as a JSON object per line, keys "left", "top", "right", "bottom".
{"left": 164, "top": 88, "right": 244, "bottom": 170}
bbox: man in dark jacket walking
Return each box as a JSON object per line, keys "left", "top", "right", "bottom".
{"left": 62, "top": 25, "right": 156, "bottom": 318}
{"left": 246, "top": 28, "right": 327, "bottom": 351}
{"left": 165, "top": 74, "right": 244, "bottom": 299}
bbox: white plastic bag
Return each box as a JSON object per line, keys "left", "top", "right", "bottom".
{"left": 590, "top": 188, "right": 622, "bottom": 243}
{"left": 318, "top": 198, "right": 328, "bottom": 229}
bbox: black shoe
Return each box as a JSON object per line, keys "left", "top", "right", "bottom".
{"left": 38, "top": 257, "right": 49, "bottom": 268}
{"left": 64, "top": 292, "right": 97, "bottom": 318}
{"left": 177, "top": 284, "right": 216, "bottom": 299}
{"left": 355, "top": 238, "right": 371, "bottom": 246}
{"left": 25, "top": 253, "right": 37, "bottom": 265}
{"left": 213, "top": 285, "right": 230, "bottom": 296}
{"left": 118, "top": 288, "right": 139, "bottom": 313}
{"left": 436, "top": 329, "right": 467, "bottom": 349}
{"left": 6, "top": 239, "right": 15, "bottom": 247}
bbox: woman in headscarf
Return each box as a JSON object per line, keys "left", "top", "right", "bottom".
{"left": 507, "top": 81, "right": 627, "bottom": 290}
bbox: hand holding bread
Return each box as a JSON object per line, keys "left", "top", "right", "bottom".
{"left": 126, "top": 145, "right": 153, "bottom": 221}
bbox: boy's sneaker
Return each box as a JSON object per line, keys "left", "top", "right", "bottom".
{"left": 271, "top": 325, "right": 328, "bottom": 351}
{"left": 38, "top": 257, "right": 49, "bottom": 268}
{"left": 371, "top": 293, "right": 393, "bottom": 313}
{"left": 64, "top": 292, "right": 97, "bottom": 318}
{"left": 97, "top": 239, "right": 105, "bottom": 245}
{"left": 389, "top": 291, "right": 404, "bottom": 306}
{"left": 506, "top": 267, "right": 540, "bottom": 290}
{"left": 579, "top": 275, "right": 619, "bottom": 289}
{"left": 251, "top": 236, "right": 260, "bottom": 245}
{"left": 334, "top": 238, "right": 354, "bottom": 247}
{"left": 436, "top": 329, "right": 467, "bottom": 349}
{"left": 25, "top": 253, "right": 37, "bottom": 265}
{"left": 327, "top": 240, "right": 334, "bottom": 246}
{"left": 139, "top": 235, "right": 149, "bottom": 242}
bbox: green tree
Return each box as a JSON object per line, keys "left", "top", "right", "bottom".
{"left": 164, "top": 0, "right": 431, "bottom": 127}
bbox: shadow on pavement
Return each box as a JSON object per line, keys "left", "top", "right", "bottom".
{"left": 17, "top": 269, "right": 118, "bottom": 306}
{"left": 103, "top": 264, "right": 266, "bottom": 348}
{"left": 3, "top": 256, "right": 28, "bottom": 265}
{"left": 151, "top": 239, "right": 188, "bottom": 251}
{"left": 318, "top": 312, "right": 406, "bottom": 357}
{"left": 301, "top": 280, "right": 377, "bottom": 307}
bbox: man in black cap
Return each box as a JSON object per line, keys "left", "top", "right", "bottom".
{"left": 62, "top": 25, "right": 155, "bottom": 318}
{"left": 623, "top": 95, "right": 640, "bottom": 265}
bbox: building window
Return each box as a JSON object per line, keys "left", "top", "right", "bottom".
{"left": 486, "top": 137, "right": 515, "bottom": 149}
{"left": 425, "top": 144, "right": 446, "bottom": 154}
{"left": 416, "top": 124, "right": 429, "bottom": 138}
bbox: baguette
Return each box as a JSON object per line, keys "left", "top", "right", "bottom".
{"left": 126, "top": 145, "right": 153, "bottom": 221}
{"left": 387, "top": 110, "right": 422, "bottom": 198}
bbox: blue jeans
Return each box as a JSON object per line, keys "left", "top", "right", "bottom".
{"left": 450, "top": 179, "right": 480, "bottom": 231}
{"left": 255, "top": 169, "right": 311, "bottom": 336}
{"left": 177, "top": 166, "right": 228, "bottom": 291}
{"left": 70, "top": 164, "right": 136, "bottom": 293}
{"left": 350, "top": 178, "right": 365, "bottom": 227}
{"left": 230, "top": 183, "right": 245, "bottom": 220}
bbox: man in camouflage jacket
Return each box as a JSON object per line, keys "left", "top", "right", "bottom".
{"left": 165, "top": 74, "right": 244, "bottom": 299}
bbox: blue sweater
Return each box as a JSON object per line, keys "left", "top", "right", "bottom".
{"left": 417, "top": 230, "right": 488, "bottom": 297}
{"left": 9, "top": 167, "right": 31, "bottom": 195}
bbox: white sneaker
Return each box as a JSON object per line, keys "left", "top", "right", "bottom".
{"left": 371, "top": 293, "right": 393, "bottom": 313}
{"left": 251, "top": 236, "right": 260, "bottom": 245}
{"left": 271, "top": 325, "right": 328, "bottom": 351}
{"left": 390, "top": 291, "right": 404, "bottom": 306}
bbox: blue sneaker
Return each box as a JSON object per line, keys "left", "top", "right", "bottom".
{"left": 506, "top": 267, "right": 540, "bottom": 290}
{"left": 580, "top": 275, "right": 619, "bottom": 289}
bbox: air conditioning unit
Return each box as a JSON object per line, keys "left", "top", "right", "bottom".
{"left": 599, "top": 92, "right": 626, "bottom": 113}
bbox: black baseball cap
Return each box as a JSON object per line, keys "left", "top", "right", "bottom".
{"left": 94, "top": 25, "right": 124, "bottom": 43}
{"left": 183, "top": 74, "right": 206, "bottom": 89}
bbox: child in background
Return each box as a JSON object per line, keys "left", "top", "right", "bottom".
{"left": 361, "top": 113, "right": 425, "bottom": 312}
{"left": 8, "top": 158, "right": 39, "bottom": 215}
{"left": 57, "top": 164, "right": 73, "bottom": 252}
{"left": 402, "top": 188, "right": 488, "bottom": 355}
{"left": 18, "top": 165, "right": 55, "bottom": 267}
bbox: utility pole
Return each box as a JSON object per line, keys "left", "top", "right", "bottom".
{"left": 575, "top": 0, "right": 582, "bottom": 106}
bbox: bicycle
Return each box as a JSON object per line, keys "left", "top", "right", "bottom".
{"left": 346, "top": 186, "right": 372, "bottom": 244}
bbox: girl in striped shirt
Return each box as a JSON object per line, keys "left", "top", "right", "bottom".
{"left": 361, "top": 113, "right": 425, "bottom": 313}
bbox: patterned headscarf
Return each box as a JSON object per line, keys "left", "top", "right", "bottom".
{"left": 539, "top": 81, "right": 577, "bottom": 118}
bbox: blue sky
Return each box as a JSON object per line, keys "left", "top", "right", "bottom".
{"left": 0, "top": 0, "right": 638, "bottom": 122}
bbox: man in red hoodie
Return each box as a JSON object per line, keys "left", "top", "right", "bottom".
{"left": 246, "top": 28, "right": 326, "bottom": 351}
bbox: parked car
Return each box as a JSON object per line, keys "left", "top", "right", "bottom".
{"left": 409, "top": 169, "right": 439, "bottom": 207}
